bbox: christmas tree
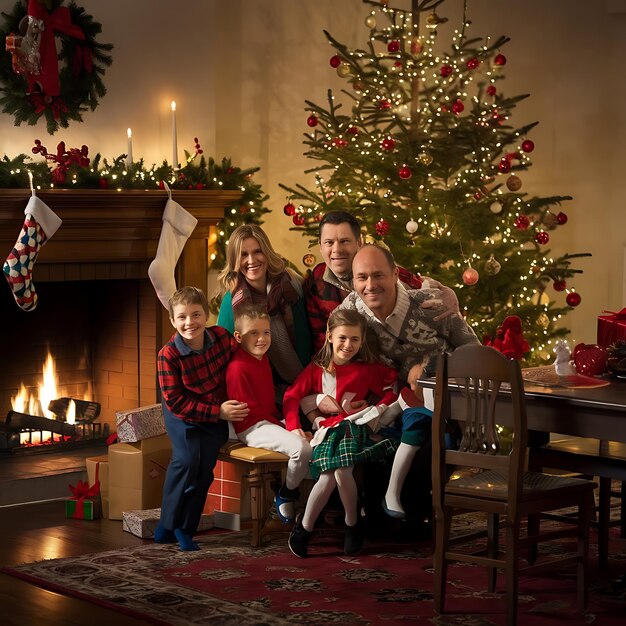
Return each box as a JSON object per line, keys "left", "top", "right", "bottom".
{"left": 280, "top": 0, "right": 589, "bottom": 362}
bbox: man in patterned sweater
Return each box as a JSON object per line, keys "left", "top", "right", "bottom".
{"left": 304, "top": 211, "right": 456, "bottom": 353}
{"left": 337, "top": 244, "right": 479, "bottom": 520}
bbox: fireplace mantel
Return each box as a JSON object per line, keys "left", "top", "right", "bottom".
{"left": 0, "top": 189, "right": 241, "bottom": 265}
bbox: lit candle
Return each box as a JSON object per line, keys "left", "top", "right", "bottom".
{"left": 171, "top": 100, "right": 178, "bottom": 167}
{"left": 126, "top": 128, "right": 133, "bottom": 165}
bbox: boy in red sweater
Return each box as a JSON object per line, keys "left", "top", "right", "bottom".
{"left": 226, "top": 304, "right": 312, "bottom": 523}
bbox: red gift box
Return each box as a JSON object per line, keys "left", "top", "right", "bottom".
{"left": 597, "top": 308, "right": 626, "bottom": 349}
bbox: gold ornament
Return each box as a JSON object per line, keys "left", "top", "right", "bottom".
{"left": 506, "top": 175, "right": 522, "bottom": 191}
{"left": 419, "top": 152, "right": 433, "bottom": 165}
{"left": 536, "top": 312, "right": 550, "bottom": 328}
{"left": 302, "top": 253, "right": 316, "bottom": 267}
{"left": 365, "top": 15, "right": 376, "bottom": 29}
{"left": 337, "top": 64, "right": 351, "bottom": 78}
{"left": 484, "top": 254, "right": 501, "bottom": 276}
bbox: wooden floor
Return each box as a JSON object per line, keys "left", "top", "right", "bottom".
{"left": 0, "top": 499, "right": 149, "bottom": 625}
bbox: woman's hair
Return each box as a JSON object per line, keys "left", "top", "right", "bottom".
{"left": 217, "top": 224, "right": 287, "bottom": 294}
{"left": 313, "top": 308, "right": 377, "bottom": 371}
{"left": 168, "top": 286, "right": 209, "bottom": 318}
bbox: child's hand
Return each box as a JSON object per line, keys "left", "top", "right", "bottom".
{"left": 318, "top": 395, "right": 342, "bottom": 414}
{"left": 407, "top": 363, "right": 426, "bottom": 401}
{"left": 348, "top": 399, "right": 368, "bottom": 412}
{"left": 219, "top": 400, "right": 248, "bottom": 421}
{"left": 291, "top": 428, "right": 313, "bottom": 442}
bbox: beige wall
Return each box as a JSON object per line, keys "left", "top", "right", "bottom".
{"left": 1, "top": 0, "right": 624, "bottom": 344}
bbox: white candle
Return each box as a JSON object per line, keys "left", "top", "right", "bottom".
{"left": 126, "top": 128, "right": 133, "bottom": 165}
{"left": 171, "top": 100, "right": 178, "bottom": 167}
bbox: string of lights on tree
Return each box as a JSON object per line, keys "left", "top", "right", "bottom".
{"left": 0, "top": 137, "right": 269, "bottom": 271}
{"left": 279, "top": 0, "right": 590, "bottom": 362}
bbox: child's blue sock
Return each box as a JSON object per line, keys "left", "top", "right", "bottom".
{"left": 154, "top": 523, "right": 176, "bottom": 544}
{"left": 175, "top": 528, "right": 200, "bottom": 551}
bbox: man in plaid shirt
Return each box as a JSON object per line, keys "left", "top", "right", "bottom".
{"left": 155, "top": 286, "right": 248, "bottom": 551}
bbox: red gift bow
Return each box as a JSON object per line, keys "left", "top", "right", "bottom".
{"left": 68, "top": 464, "right": 100, "bottom": 518}
{"left": 601, "top": 308, "right": 626, "bottom": 320}
{"left": 26, "top": 0, "right": 85, "bottom": 97}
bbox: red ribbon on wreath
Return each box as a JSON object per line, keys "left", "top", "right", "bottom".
{"left": 68, "top": 465, "right": 100, "bottom": 519}
{"left": 29, "top": 92, "right": 68, "bottom": 120}
{"left": 72, "top": 45, "right": 93, "bottom": 75}
{"left": 26, "top": 0, "right": 85, "bottom": 97}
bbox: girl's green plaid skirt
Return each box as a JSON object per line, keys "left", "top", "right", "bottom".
{"left": 310, "top": 420, "right": 398, "bottom": 480}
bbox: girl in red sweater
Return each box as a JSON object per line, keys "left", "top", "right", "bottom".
{"left": 284, "top": 309, "right": 398, "bottom": 557}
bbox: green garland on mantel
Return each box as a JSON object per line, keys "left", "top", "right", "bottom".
{"left": 0, "top": 141, "right": 270, "bottom": 271}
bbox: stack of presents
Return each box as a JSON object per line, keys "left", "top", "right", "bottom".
{"left": 66, "top": 404, "right": 215, "bottom": 538}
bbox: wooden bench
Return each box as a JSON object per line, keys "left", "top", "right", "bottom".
{"left": 218, "top": 441, "right": 289, "bottom": 547}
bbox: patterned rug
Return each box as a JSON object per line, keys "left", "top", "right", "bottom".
{"left": 3, "top": 517, "right": 626, "bottom": 626}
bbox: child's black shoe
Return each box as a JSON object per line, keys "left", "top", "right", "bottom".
{"left": 288, "top": 516, "right": 312, "bottom": 558}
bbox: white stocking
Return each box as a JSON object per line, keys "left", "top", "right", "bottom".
{"left": 335, "top": 466, "right": 358, "bottom": 526}
{"left": 148, "top": 188, "right": 198, "bottom": 310}
{"left": 302, "top": 471, "right": 337, "bottom": 532}
{"left": 384, "top": 442, "right": 419, "bottom": 515}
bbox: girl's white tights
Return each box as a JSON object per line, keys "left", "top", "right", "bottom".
{"left": 302, "top": 467, "right": 357, "bottom": 531}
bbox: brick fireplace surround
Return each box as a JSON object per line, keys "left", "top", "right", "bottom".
{"left": 0, "top": 189, "right": 238, "bottom": 432}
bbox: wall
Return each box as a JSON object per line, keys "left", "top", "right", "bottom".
{"left": 1, "top": 0, "right": 624, "bottom": 345}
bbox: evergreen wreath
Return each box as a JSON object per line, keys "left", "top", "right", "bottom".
{"left": 0, "top": 0, "right": 113, "bottom": 134}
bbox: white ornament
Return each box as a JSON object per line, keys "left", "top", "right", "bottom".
{"left": 406, "top": 219, "right": 418, "bottom": 234}
{"left": 490, "top": 201, "right": 503, "bottom": 214}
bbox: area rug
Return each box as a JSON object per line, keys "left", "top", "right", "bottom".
{"left": 3, "top": 522, "right": 626, "bottom": 626}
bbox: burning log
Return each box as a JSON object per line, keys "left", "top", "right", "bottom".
{"left": 5, "top": 411, "right": 76, "bottom": 437}
{"left": 48, "top": 398, "right": 101, "bottom": 422}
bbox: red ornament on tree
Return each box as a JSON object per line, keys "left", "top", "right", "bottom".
{"left": 486, "top": 85, "right": 497, "bottom": 97}
{"left": 514, "top": 215, "right": 531, "bottom": 230}
{"left": 293, "top": 214, "right": 305, "bottom": 226}
{"left": 494, "top": 53, "right": 507, "bottom": 66}
{"left": 306, "top": 114, "right": 318, "bottom": 127}
{"left": 283, "top": 202, "right": 296, "bottom": 216}
{"left": 498, "top": 159, "right": 511, "bottom": 173}
{"left": 536, "top": 231, "right": 550, "bottom": 245}
{"left": 466, "top": 57, "right": 479, "bottom": 70}
{"left": 452, "top": 99, "right": 465, "bottom": 114}
{"left": 398, "top": 165, "right": 412, "bottom": 179}
{"left": 553, "top": 279, "right": 567, "bottom": 292}
{"left": 566, "top": 291, "right": 582, "bottom": 307}
{"left": 557, "top": 211, "right": 568, "bottom": 225}
{"left": 378, "top": 99, "right": 391, "bottom": 110}
{"left": 381, "top": 137, "right": 396, "bottom": 151}
{"left": 521, "top": 139, "right": 535, "bottom": 153}
{"left": 329, "top": 55, "right": 341, "bottom": 68}
{"left": 375, "top": 219, "right": 390, "bottom": 236}
{"left": 462, "top": 267, "right": 479, "bottom": 285}
{"left": 440, "top": 64, "right": 453, "bottom": 77}
{"left": 387, "top": 40, "right": 400, "bottom": 53}
{"left": 346, "top": 125, "right": 359, "bottom": 136}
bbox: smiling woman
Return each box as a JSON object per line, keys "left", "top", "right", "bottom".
{"left": 216, "top": 224, "right": 312, "bottom": 388}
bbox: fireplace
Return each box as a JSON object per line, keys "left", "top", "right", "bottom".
{"left": 0, "top": 189, "right": 238, "bottom": 446}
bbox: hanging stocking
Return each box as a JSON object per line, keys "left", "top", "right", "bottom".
{"left": 3, "top": 192, "right": 62, "bottom": 312}
{"left": 148, "top": 184, "right": 198, "bottom": 310}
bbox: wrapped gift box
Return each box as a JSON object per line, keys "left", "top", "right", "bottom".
{"left": 108, "top": 434, "right": 171, "bottom": 520}
{"left": 122, "top": 507, "right": 214, "bottom": 539}
{"left": 115, "top": 403, "right": 165, "bottom": 443}
{"left": 86, "top": 455, "right": 109, "bottom": 518}
{"left": 65, "top": 498, "right": 102, "bottom": 520}
{"left": 597, "top": 308, "right": 626, "bottom": 349}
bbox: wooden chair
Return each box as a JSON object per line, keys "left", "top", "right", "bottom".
{"left": 431, "top": 344, "right": 596, "bottom": 626}
{"left": 528, "top": 437, "right": 626, "bottom": 568}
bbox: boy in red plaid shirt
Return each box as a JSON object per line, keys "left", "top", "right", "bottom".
{"left": 155, "top": 286, "right": 249, "bottom": 551}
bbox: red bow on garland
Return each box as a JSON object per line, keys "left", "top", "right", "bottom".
{"left": 26, "top": 0, "right": 85, "bottom": 97}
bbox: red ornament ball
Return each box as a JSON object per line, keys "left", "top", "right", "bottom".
{"left": 536, "top": 231, "right": 550, "bottom": 245}
{"left": 486, "top": 85, "right": 497, "bottom": 97}
{"left": 293, "top": 214, "right": 305, "bottom": 226}
{"left": 466, "top": 57, "right": 479, "bottom": 70}
{"left": 557, "top": 211, "right": 568, "bottom": 225}
{"left": 329, "top": 55, "right": 341, "bottom": 68}
{"left": 498, "top": 159, "right": 511, "bottom": 174}
{"left": 514, "top": 214, "right": 530, "bottom": 230}
{"left": 521, "top": 139, "right": 535, "bottom": 153}
{"left": 378, "top": 99, "right": 392, "bottom": 110}
{"left": 398, "top": 165, "right": 412, "bottom": 179}
{"left": 283, "top": 202, "right": 296, "bottom": 216}
{"left": 375, "top": 219, "right": 390, "bottom": 236}
{"left": 553, "top": 279, "right": 567, "bottom": 292}
{"left": 306, "top": 114, "right": 318, "bottom": 127}
{"left": 440, "top": 64, "right": 453, "bottom": 77}
{"left": 452, "top": 99, "right": 465, "bottom": 114}
{"left": 462, "top": 267, "right": 479, "bottom": 286}
{"left": 381, "top": 137, "right": 396, "bottom": 151}
{"left": 347, "top": 125, "right": 359, "bottom": 135}
{"left": 566, "top": 291, "right": 582, "bottom": 307}
{"left": 494, "top": 53, "right": 507, "bottom": 66}
{"left": 387, "top": 40, "right": 400, "bottom": 53}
